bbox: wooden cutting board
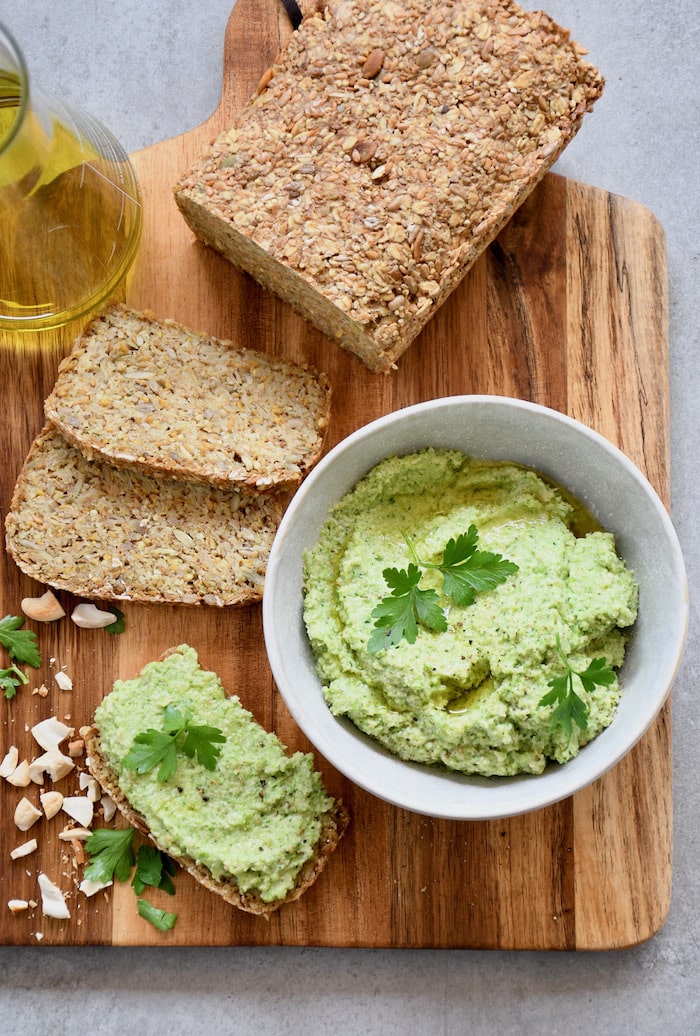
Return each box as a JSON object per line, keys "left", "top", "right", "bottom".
{"left": 0, "top": 0, "right": 671, "bottom": 949}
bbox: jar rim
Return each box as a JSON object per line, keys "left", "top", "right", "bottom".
{"left": 0, "top": 21, "right": 29, "bottom": 155}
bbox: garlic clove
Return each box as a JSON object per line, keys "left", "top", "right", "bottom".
{"left": 70, "top": 603, "right": 118, "bottom": 629}
{"left": 21, "top": 590, "right": 65, "bottom": 623}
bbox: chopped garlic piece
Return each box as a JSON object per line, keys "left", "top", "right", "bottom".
{"left": 37, "top": 873, "right": 71, "bottom": 919}
{"left": 58, "top": 826, "right": 93, "bottom": 841}
{"left": 8, "top": 900, "right": 29, "bottom": 913}
{"left": 10, "top": 838, "right": 38, "bottom": 860}
{"left": 27, "top": 757, "right": 46, "bottom": 785}
{"left": 29, "top": 748, "right": 74, "bottom": 783}
{"left": 54, "top": 671, "right": 73, "bottom": 691}
{"left": 31, "top": 717, "right": 74, "bottom": 751}
{"left": 5, "top": 759, "right": 31, "bottom": 787}
{"left": 0, "top": 746, "right": 19, "bottom": 779}
{"left": 79, "top": 877, "right": 113, "bottom": 898}
{"left": 61, "top": 796, "right": 94, "bottom": 828}
{"left": 14, "top": 797, "right": 42, "bottom": 831}
{"left": 101, "top": 795, "right": 117, "bottom": 823}
{"left": 86, "top": 778, "right": 100, "bottom": 802}
{"left": 39, "top": 790, "right": 63, "bottom": 819}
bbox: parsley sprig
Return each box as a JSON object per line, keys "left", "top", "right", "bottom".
{"left": 538, "top": 638, "right": 616, "bottom": 738}
{"left": 124, "top": 705, "right": 226, "bottom": 782}
{"left": 0, "top": 614, "right": 42, "bottom": 668}
{"left": 0, "top": 615, "right": 42, "bottom": 700}
{"left": 368, "top": 526, "right": 518, "bottom": 653}
{"left": 84, "top": 828, "right": 178, "bottom": 931}
{"left": 0, "top": 663, "right": 29, "bottom": 700}
{"left": 368, "top": 563, "right": 447, "bottom": 652}
{"left": 84, "top": 827, "right": 136, "bottom": 884}
{"left": 131, "top": 844, "right": 177, "bottom": 896}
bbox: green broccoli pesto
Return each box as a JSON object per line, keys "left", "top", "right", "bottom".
{"left": 94, "top": 645, "right": 334, "bottom": 902}
{"left": 302, "top": 449, "right": 638, "bottom": 777}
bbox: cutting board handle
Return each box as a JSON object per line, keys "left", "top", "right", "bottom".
{"left": 213, "top": 0, "right": 299, "bottom": 130}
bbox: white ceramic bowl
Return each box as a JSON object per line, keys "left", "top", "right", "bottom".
{"left": 262, "top": 396, "right": 688, "bottom": 820}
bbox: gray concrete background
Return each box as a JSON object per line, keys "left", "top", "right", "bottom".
{"left": 1, "top": 1, "right": 698, "bottom": 1033}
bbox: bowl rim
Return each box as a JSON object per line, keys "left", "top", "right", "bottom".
{"left": 263, "top": 394, "right": 689, "bottom": 820}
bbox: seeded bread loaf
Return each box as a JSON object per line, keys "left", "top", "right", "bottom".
{"left": 5, "top": 425, "right": 284, "bottom": 606}
{"left": 44, "top": 304, "right": 331, "bottom": 493}
{"left": 84, "top": 646, "right": 349, "bottom": 916}
{"left": 174, "top": 0, "right": 604, "bottom": 372}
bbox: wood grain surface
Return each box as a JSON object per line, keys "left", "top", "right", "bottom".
{"left": 0, "top": 0, "right": 671, "bottom": 949}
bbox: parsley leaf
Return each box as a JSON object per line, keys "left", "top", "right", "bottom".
{"left": 136, "top": 898, "right": 178, "bottom": 931}
{"left": 181, "top": 722, "right": 227, "bottom": 769}
{"left": 124, "top": 705, "right": 226, "bottom": 781}
{"left": 83, "top": 827, "right": 136, "bottom": 884}
{"left": 161, "top": 703, "right": 189, "bottom": 734}
{"left": 83, "top": 828, "right": 179, "bottom": 932}
{"left": 367, "top": 527, "right": 518, "bottom": 652}
{"left": 538, "top": 641, "right": 616, "bottom": 738}
{"left": 435, "top": 528, "right": 519, "bottom": 607}
{"left": 368, "top": 564, "right": 446, "bottom": 653}
{"left": 577, "top": 656, "right": 616, "bottom": 694}
{"left": 105, "top": 606, "right": 126, "bottom": 634}
{"left": 125, "top": 727, "right": 180, "bottom": 782}
{"left": 132, "top": 845, "right": 176, "bottom": 896}
{"left": 0, "top": 663, "right": 29, "bottom": 700}
{"left": 0, "top": 615, "right": 42, "bottom": 668}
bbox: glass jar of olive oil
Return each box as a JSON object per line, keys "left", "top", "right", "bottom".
{"left": 0, "top": 22, "right": 142, "bottom": 332}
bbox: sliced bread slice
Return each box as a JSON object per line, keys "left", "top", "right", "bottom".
{"left": 5, "top": 425, "right": 284, "bottom": 606}
{"left": 84, "top": 645, "right": 349, "bottom": 916}
{"left": 44, "top": 304, "right": 331, "bottom": 492}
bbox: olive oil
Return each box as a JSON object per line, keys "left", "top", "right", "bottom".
{"left": 0, "top": 70, "right": 142, "bottom": 332}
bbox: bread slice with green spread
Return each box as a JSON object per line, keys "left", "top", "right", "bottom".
{"left": 44, "top": 303, "right": 331, "bottom": 493}
{"left": 85, "top": 646, "right": 349, "bottom": 916}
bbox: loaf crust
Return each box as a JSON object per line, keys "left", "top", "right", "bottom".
{"left": 85, "top": 725, "right": 349, "bottom": 917}
{"left": 174, "top": 0, "right": 604, "bottom": 371}
{"left": 5, "top": 425, "right": 285, "bottom": 606}
{"left": 44, "top": 304, "right": 331, "bottom": 493}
